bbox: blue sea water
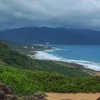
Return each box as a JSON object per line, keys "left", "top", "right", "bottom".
{"left": 48, "top": 45, "right": 100, "bottom": 63}
{"left": 34, "top": 45, "right": 100, "bottom": 71}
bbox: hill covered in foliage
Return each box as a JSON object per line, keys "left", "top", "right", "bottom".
{"left": 0, "top": 65, "right": 100, "bottom": 96}
{"left": 0, "top": 40, "right": 100, "bottom": 96}
{"left": 0, "top": 41, "right": 91, "bottom": 77}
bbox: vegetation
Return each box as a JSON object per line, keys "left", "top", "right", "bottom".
{"left": 1, "top": 41, "right": 100, "bottom": 96}
{"left": 3, "top": 40, "right": 52, "bottom": 55}
{"left": 0, "top": 41, "right": 90, "bottom": 77}
{"left": 0, "top": 65, "right": 100, "bottom": 96}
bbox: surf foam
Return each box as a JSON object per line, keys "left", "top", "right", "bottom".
{"left": 33, "top": 51, "right": 100, "bottom": 71}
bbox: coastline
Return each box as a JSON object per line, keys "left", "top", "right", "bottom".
{"left": 30, "top": 49, "right": 100, "bottom": 72}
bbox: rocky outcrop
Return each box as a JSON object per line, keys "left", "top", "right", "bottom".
{"left": 0, "top": 82, "right": 18, "bottom": 100}
{"left": 19, "top": 92, "right": 46, "bottom": 100}
{"left": 33, "top": 92, "right": 46, "bottom": 100}
{"left": 0, "top": 43, "right": 4, "bottom": 49}
{"left": 97, "top": 97, "right": 100, "bottom": 100}
{"left": 0, "top": 42, "right": 7, "bottom": 49}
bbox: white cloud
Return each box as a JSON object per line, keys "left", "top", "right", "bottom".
{"left": 0, "top": 0, "right": 100, "bottom": 30}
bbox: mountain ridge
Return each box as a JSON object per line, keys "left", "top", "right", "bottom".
{"left": 0, "top": 27, "right": 100, "bottom": 44}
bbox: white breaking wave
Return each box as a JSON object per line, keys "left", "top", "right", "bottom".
{"left": 34, "top": 51, "right": 63, "bottom": 61}
{"left": 32, "top": 51, "right": 100, "bottom": 71}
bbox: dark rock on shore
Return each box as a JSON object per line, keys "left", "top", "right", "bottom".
{"left": 0, "top": 82, "right": 18, "bottom": 100}
{"left": 97, "top": 97, "right": 100, "bottom": 100}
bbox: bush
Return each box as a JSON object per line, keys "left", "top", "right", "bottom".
{"left": 0, "top": 65, "right": 100, "bottom": 95}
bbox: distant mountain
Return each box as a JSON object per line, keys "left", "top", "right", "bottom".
{"left": 0, "top": 27, "right": 100, "bottom": 44}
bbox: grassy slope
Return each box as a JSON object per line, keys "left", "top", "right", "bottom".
{"left": 3, "top": 40, "right": 51, "bottom": 55}
{"left": 0, "top": 42, "right": 90, "bottom": 77}
{"left": 0, "top": 41, "right": 100, "bottom": 95}
{"left": 0, "top": 65, "right": 100, "bottom": 95}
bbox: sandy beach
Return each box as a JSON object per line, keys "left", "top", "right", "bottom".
{"left": 46, "top": 93, "right": 100, "bottom": 100}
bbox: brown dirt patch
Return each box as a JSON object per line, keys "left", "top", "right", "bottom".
{"left": 46, "top": 93, "right": 100, "bottom": 100}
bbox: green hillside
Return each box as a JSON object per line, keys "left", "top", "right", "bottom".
{"left": 2, "top": 40, "right": 52, "bottom": 55}
{"left": 0, "top": 41, "right": 91, "bottom": 77}
{"left": 0, "top": 65, "right": 100, "bottom": 95}
{"left": 0, "top": 40, "right": 100, "bottom": 96}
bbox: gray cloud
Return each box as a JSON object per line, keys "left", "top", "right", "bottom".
{"left": 0, "top": 0, "right": 100, "bottom": 30}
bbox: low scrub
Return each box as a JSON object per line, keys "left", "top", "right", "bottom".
{"left": 0, "top": 65, "right": 100, "bottom": 95}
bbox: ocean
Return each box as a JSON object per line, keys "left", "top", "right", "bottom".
{"left": 34, "top": 45, "right": 100, "bottom": 71}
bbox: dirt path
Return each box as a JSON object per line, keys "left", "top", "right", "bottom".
{"left": 46, "top": 93, "right": 100, "bottom": 100}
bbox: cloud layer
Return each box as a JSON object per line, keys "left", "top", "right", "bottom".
{"left": 0, "top": 0, "right": 100, "bottom": 30}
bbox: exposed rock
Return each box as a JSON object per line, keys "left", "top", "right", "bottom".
{"left": 0, "top": 91, "right": 5, "bottom": 99}
{"left": 0, "top": 82, "right": 18, "bottom": 100}
{"left": 33, "top": 92, "right": 46, "bottom": 100}
{"left": 3, "top": 85, "right": 14, "bottom": 94}
{"left": 5, "top": 94, "right": 18, "bottom": 100}
{"left": 19, "top": 93, "right": 47, "bottom": 100}
{"left": 0, "top": 42, "right": 7, "bottom": 49}
{"left": 0, "top": 43, "right": 3, "bottom": 49}
{"left": 0, "top": 82, "right": 6, "bottom": 90}
{"left": 97, "top": 97, "right": 100, "bottom": 100}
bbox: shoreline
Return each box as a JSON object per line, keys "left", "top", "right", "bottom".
{"left": 29, "top": 50, "right": 100, "bottom": 72}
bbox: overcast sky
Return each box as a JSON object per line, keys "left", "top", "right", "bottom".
{"left": 0, "top": 0, "right": 100, "bottom": 31}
